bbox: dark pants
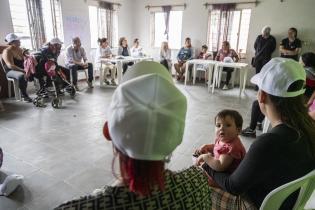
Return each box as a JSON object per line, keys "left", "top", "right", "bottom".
{"left": 6, "top": 70, "right": 28, "bottom": 97}
{"left": 67, "top": 63, "right": 93, "bottom": 85}
{"left": 249, "top": 100, "right": 265, "bottom": 130}
{"left": 223, "top": 67, "right": 234, "bottom": 85}
{"left": 254, "top": 59, "right": 269, "bottom": 90}
{"left": 123, "top": 62, "right": 134, "bottom": 74}
{"left": 160, "top": 59, "right": 170, "bottom": 71}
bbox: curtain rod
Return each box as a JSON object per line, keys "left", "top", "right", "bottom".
{"left": 85, "top": 0, "right": 121, "bottom": 7}
{"left": 145, "top": 3, "right": 187, "bottom": 10}
{"left": 204, "top": 1, "right": 258, "bottom": 8}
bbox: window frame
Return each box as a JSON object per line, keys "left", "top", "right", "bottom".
{"left": 8, "top": 0, "right": 64, "bottom": 50}
{"left": 88, "top": 4, "right": 119, "bottom": 49}
{"left": 207, "top": 8, "right": 252, "bottom": 55}
{"left": 150, "top": 9, "right": 184, "bottom": 50}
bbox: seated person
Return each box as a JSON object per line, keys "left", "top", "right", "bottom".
{"left": 203, "top": 58, "right": 315, "bottom": 209}
{"left": 194, "top": 110, "right": 246, "bottom": 187}
{"left": 117, "top": 37, "right": 133, "bottom": 74}
{"left": 174, "top": 37, "right": 193, "bottom": 81}
{"left": 35, "top": 37, "right": 70, "bottom": 92}
{"left": 55, "top": 61, "right": 212, "bottom": 210}
{"left": 215, "top": 41, "right": 239, "bottom": 90}
{"left": 300, "top": 52, "right": 315, "bottom": 97}
{"left": 280, "top": 27, "right": 302, "bottom": 61}
{"left": 159, "top": 41, "right": 172, "bottom": 71}
{"left": 65, "top": 37, "right": 94, "bottom": 90}
{"left": 242, "top": 52, "right": 315, "bottom": 138}
{"left": 2, "top": 33, "right": 32, "bottom": 102}
{"left": 130, "top": 38, "right": 143, "bottom": 57}
{"left": 95, "top": 38, "right": 116, "bottom": 86}
{"left": 196, "top": 44, "right": 212, "bottom": 81}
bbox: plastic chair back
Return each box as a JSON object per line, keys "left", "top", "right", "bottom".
{"left": 260, "top": 169, "right": 315, "bottom": 210}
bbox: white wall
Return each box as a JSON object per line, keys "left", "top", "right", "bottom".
{"left": 130, "top": 0, "right": 315, "bottom": 82}
{"left": 0, "top": 0, "right": 14, "bottom": 45}
{"left": 1, "top": 0, "right": 315, "bottom": 61}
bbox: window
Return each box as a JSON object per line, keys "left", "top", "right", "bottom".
{"left": 41, "top": 0, "right": 64, "bottom": 42}
{"left": 152, "top": 11, "right": 183, "bottom": 49}
{"left": 8, "top": 0, "right": 64, "bottom": 50}
{"left": 8, "top": 0, "right": 32, "bottom": 49}
{"left": 88, "top": 6, "right": 118, "bottom": 48}
{"left": 207, "top": 9, "right": 251, "bottom": 54}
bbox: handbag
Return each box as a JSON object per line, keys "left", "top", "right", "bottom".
{"left": 251, "top": 57, "right": 256, "bottom": 67}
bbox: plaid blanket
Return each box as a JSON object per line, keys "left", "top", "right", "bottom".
{"left": 210, "top": 187, "right": 258, "bottom": 210}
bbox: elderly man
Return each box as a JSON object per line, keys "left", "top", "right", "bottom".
{"left": 252, "top": 26, "right": 276, "bottom": 90}
{"left": 65, "top": 37, "right": 93, "bottom": 90}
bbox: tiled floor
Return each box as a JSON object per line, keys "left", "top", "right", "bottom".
{"left": 0, "top": 80, "right": 258, "bottom": 210}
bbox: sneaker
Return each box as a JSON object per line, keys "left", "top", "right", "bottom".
{"left": 241, "top": 127, "right": 256, "bottom": 138}
{"left": 222, "top": 84, "right": 229, "bottom": 90}
{"left": 104, "top": 79, "right": 110, "bottom": 85}
{"left": 111, "top": 79, "right": 117, "bottom": 86}
{"left": 257, "top": 122, "right": 263, "bottom": 131}
{"left": 87, "top": 81, "right": 94, "bottom": 88}
{"left": 22, "top": 96, "right": 33, "bottom": 103}
{"left": 74, "top": 85, "right": 79, "bottom": 91}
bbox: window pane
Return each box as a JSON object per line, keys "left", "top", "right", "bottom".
{"left": 154, "top": 12, "right": 166, "bottom": 48}
{"left": 238, "top": 9, "right": 251, "bottom": 53}
{"left": 168, "top": 11, "right": 182, "bottom": 49}
{"left": 8, "top": 0, "right": 32, "bottom": 49}
{"left": 41, "top": 0, "right": 54, "bottom": 42}
{"left": 89, "top": 6, "right": 98, "bottom": 48}
{"left": 153, "top": 11, "right": 182, "bottom": 49}
{"left": 229, "top": 11, "right": 240, "bottom": 51}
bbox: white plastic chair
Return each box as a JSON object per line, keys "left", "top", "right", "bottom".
{"left": 89, "top": 49, "right": 98, "bottom": 82}
{"left": 0, "top": 58, "right": 21, "bottom": 100}
{"left": 260, "top": 169, "right": 315, "bottom": 210}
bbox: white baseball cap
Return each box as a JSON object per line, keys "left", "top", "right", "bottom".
{"left": 5, "top": 33, "right": 20, "bottom": 43}
{"left": 251, "top": 57, "right": 306, "bottom": 97}
{"left": 49, "top": 37, "right": 63, "bottom": 45}
{"left": 107, "top": 61, "right": 187, "bottom": 161}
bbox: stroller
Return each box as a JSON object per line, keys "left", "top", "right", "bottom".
{"left": 33, "top": 60, "right": 76, "bottom": 108}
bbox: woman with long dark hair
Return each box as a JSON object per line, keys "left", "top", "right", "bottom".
{"left": 200, "top": 58, "right": 315, "bottom": 209}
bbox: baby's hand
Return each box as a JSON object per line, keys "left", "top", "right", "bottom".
{"left": 196, "top": 144, "right": 214, "bottom": 154}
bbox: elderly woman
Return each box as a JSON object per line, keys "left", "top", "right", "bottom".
{"left": 55, "top": 61, "right": 212, "bottom": 209}
{"left": 174, "top": 37, "right": 193, "bottom": 81}
{"left": 200, "top": 58, "right": 315, "bottom": 209}
{"left": 2, "top": 33, "right": 32, "bottom": 102}
{"left": 215, "top": 41, "right": 239, "bottom": 90}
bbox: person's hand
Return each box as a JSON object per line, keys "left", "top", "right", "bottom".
{"left": 196, "top": 153, "right": 211, "bottom": 166}
{"left": 82, "top": 63, "right": 88, "bottom": 68}
{"left": 195, "top": 144, "right": 214, "bottom": 155}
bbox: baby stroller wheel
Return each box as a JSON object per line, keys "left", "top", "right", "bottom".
{"left": 52, "top": 97, "right": 62, "bottom": 108}
{"left": 33, "top": 97, "right": 45, "bottom": 107}
{"left": 70, "top": 87, "right": 76, "bottom": 98}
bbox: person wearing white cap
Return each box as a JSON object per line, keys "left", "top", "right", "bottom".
{"left": 2, "top": 33, "right": 32, "bottom": 102}
{"left": 55, "top": 61, "right": 212, "bottom": 210}
{"left": 34, "top": 37, "right": 70, "bottom": 91}
{"left": 202, "top": 58, "right": 315, "bottom": 209}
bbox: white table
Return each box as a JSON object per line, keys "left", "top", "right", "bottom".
{"left": 184, "top": 59, "right": 217, "bottom": 86}
{"left": 100, "top": 56, "right": 153, "bottom": 85}
{"left": 210, "top": 62, "right": 249, "bottom": 97}
{"left": 184, "top": 59, "right": 249, "bottom": 97}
